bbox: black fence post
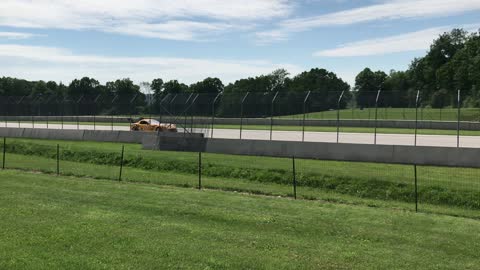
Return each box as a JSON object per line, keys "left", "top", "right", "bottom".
{"left": 2, "top": 137, "right": 5, "bottom": 170}
{"left": 3, "top": 104, "right": 7, "bottom": 128}
{"left": 94, "top": 95, "right": 101, "bottom": 131}
{"left": 270, "top": 91, "right": 279, "bottom": 141}
{"left": 56, "top": 144, "right": 60, "bottom": 176}
{"left": 118, "top": 145, "right": 124, "bottom": 181}
{"left": 239, "top": 92, "right": 249, "bottom": 139}
{"left": 190, "top": 94, "right": 199, "bottom": 134}
{"left": 61, "top": 100, "right": 64, "bottom": 130}
{"left": 198, "top": 152, "right": 202, "bottom": 190}
{"left": 210, "top": 92, "right": 222, "bottom": 138}
{"left": 184, "top": 93, "right": 194, "bottom": 135}
{"left": 457, "top": 89, "right": 461, "bottom": 148}
{"left": 292, "top": 156, "right": 297, "bottom": 199}
{"left": 374, "top": 89, "right": 381, "bottom": 145}
{"left": 415, "top": 90, "right": 420, "bottom": 146}
{"left": 302, "top": 91, "right": 311, "bottom": 142}
{"left": 337, "top": 91, "right": 345, "bottom": 144}
{"left": 414, "top": 164, "right": 418, "bottom": 212}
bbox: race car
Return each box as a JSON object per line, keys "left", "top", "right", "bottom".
{"left": 130, "top": 118, "right": 177, "bottom": 132}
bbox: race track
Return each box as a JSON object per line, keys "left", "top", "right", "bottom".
{"left": 1, "top": 121, "right": 478, "bottom": 148}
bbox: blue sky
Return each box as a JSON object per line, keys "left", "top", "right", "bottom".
{"left": 0, "top": 0, "right": 479, "bottom": 88}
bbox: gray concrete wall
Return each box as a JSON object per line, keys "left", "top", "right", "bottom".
{"left": 0, "top": 127, "right": 205, "bottom": 144}
{"left": 144, "top": 135, "right": 480, "bottom": 168}
{"left": 0, "top": 127, "right": 148, "bottom": 143}
{"left": 5, "top": 115, "right": 479, "bottom": 130}
{"left": 1, "top": 126, "right": 477, "bottom": 168}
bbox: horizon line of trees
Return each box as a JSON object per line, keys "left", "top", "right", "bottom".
{"left": 1, "top": 28, "right": 479, "bottom": 116}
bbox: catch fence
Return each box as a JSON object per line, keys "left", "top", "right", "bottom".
{"left": 1, "top": 90, "right": 479, "bottom": 147}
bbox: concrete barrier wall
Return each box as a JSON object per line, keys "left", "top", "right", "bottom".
{"left": 0, "top": 127, "right": 205, "bottom": 144}
{"left": 1, "top": 126, "right": 477, "bottom": 168}
{"left": 0, "top": 127, "right": 149, "bottom": 143}
{"left": 142, "top": 135, "right": 480, "bottom": 168}
{"left": 5, "top": 115, "right": 479, "bottom": 130}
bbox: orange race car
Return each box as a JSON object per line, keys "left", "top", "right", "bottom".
{"left": 130, "top": 118, "right": 177, "bottom": 132}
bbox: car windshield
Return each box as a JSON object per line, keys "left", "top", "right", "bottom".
{"left": 143, "top": 119, "right": 159, "bottom": 125}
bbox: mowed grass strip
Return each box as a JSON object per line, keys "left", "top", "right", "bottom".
{"left": 2, "top": 138, "right": 480, "bottom": 211}
{"left": 1, "top": 138, "right": 480, "bottom": 218}
{"left": 1, "top": 170, "right": 480, "bottom": 269}
{"left": 282, "top": 107, "right": 480, "bottom": 122}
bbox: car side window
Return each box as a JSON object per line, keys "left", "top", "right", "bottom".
{"left": 139, "top": 121, "right": 149, "bottom": 125}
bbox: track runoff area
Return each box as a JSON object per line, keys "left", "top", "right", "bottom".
{"left": 1, "top": 121, "right": 479, "bottom": 148}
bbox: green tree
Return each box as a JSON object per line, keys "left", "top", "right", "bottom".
{"left": 354, "top": 68, "right": 387, "bottom": 108}
{"left": 190, "top": 77, "right": 224, "bottom": 93}
{"left": 163, "top": 80, "right": 188, "bottom": 94}
{"left": 68, "top": 77, "right": 100, "bottom": 100}
{"left": 106, "top": 78, "right": 144, "bottom": 114}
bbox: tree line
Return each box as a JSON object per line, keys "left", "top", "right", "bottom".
{"left": 355, "top": 28, "right": 480, "bottom": 108}
{"left": 0, "top": 27, "right": 479, "bottom": 116}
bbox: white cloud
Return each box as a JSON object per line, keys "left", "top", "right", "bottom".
{"left": 257, "top": 0, "right": 480, "bottom": 42}
{"left": 0, "top": 44, "right": 302, "bottom": 84}
{"left": 0, "top": 32, "right": 41, "bottom": 39}
{"left": 314, "top": 24, "right": 480, "bottom": 57}
{"left": 0, "top": 0, "right": 292, "bottom": 41}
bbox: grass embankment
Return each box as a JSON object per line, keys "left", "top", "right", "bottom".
{"left": 1, "top": 139, "right": 479, "bottom": 218}
{"left": 1, "top": 170, "right": 480, "bottom": 269}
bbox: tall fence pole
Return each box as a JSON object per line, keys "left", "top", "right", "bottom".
{"left": 374, "top": 89, "right": 381, "bottom": 145}
{"left": 56, "top": 144, "right": 60, "bottom": 176}
{"left": 169, "top": 94, "right": 178, "bottom": 121}
{"left": 118, "top": 145, "right": 124, "bottom": 181}
{"left": 111, "top": 95, "right": 118, "bottom": 132}
{"left": 414, "top": 164, "right": 418, "bottom": 212}
{"left": 61, "top": 100, "right": 64, "bottom": 130}
{"left": 270, "top": 91, "right": 279, "bottom": 141}
{"left": 16, "top": 97, "right": 24, "bottom": 128}
{"left": 337, "top": 91, "right": 345, "bottom": 144}
{"left": 93, "top": 95, "right": 102, "bottom": 131}
{"left": 3, "top": 103, "right": 7, "bottom": 128}
{"left": 76, "top": 95, "right": 83, "bottom": 130}
{"left": 292, "top": 156, "right": 297, "bottom": 199}
{"left": 210, "top": 92, "right": 222, "bottom": 138}
{"left": 198, "top": 152, "right": 202, "bottom": 190}
{"left": 2, "top": 137, "right": 5, "bottom": 170}
{"left": 457, "top": 89, "right": 461, "bottom": 148}
{"left": 415, "top": 90, "right": 420, "bottom": 146}
{"left": 184, "top": 93, "right": 194, "bottom": 135}
{"left": 129, "top": 94, "right": 139, "bottom": 130}
{"left": 239, "top": 92, "right": 249, "bottom": 139}
{"left": 159, "top": 93, "right": 171, "bottom": 125}
{"left": 302, "top": 91, "right": 311, "bottom": 142}
{"left": 190, "top": 94, "right": 199, "bottom": 133}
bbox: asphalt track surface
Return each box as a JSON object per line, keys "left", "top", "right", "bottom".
{"left": 1, "top": 122, "right": 479, "bottom": 148}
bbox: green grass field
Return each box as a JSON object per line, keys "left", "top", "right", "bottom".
{"left": 282, "top": 107, "right": 480, "bottom": 121}
{"left": 1, "top": 138, "right": 479, "bottom": 219}
{"left": 1, "top": 170, "right": 480, "bottom": 269}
